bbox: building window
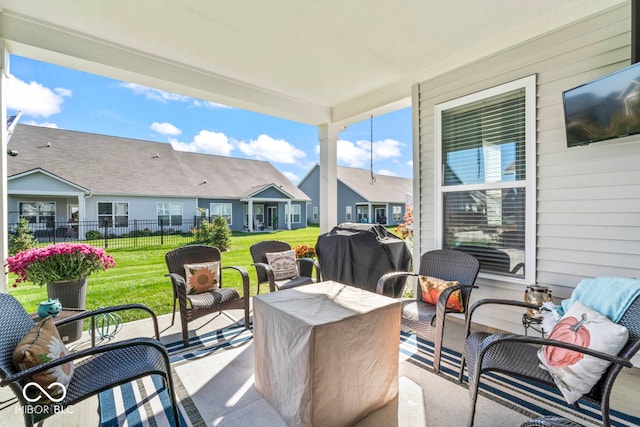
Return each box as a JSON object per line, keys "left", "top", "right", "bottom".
{"left": 345, "top": 206, "right": 353, "bottom": 221}
{"left": 210, "top": 203, "right": 232, "bottom": 225}
{"left": 157, "top": 202, "right": 183, "bottom": 226}
{"left": 285, "top": 204, "right": 301, "bottom": 224}
{"left": 392, "top": 206, "right": 402, "bottom": 221}
{"left": 312, "top": 206, "right": 318, "bottom": 221}
{"left": 356, "top": 205, "right": 368, "bottom": 222}
{"left": 98, "top": 202, "right": 129, "bottom": 227}
{"left": 436, "top": 75, "right": 535, "bottom": 282}
{"left": 19, "top": 202, "right": 55, "bottom": 225}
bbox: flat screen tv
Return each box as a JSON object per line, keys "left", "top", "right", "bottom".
{"left": 563, "top": 61, "right": 640, "bottom": 147}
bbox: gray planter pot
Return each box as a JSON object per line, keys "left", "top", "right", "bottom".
{"left": 47, "top": 277, "right": 88, "bottom": 343}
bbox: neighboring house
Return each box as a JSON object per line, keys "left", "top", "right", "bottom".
{"left": 298, "top": 164, "right": 412, "bottom": 226}
{"left": 7, "top": 124, "right": 310, "bottom": 237}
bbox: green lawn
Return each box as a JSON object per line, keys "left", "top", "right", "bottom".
{"left": 9, "top": 226, "right": 323, "bottom": 323}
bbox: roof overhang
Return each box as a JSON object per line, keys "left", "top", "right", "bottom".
{"left": 0, "top": 0, "right": 627, "bottom": 126}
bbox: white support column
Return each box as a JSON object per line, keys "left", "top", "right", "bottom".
{"left": 368, "top": 203, "right": 372, "bottom": 223}
{"left": 318, "top": 124, "right": 338, "bottom": 233}
{"left": 248, "top": 199, "right": 253, "bottom": 232}
{"left": 286, "top": 201, "right": 292, "bottom": 230}
{"left": 0, "top": 45, "right": 9, "bottom": 293}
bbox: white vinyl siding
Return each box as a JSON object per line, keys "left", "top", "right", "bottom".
{"left": 415, "top": 3, "right": 639, "bottom": 335}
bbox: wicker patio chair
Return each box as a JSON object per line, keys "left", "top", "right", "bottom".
{"left": 250, "top": 240, "right": 321, "bottom": 294}
{"left": 165, "top": 245, "right": 250, "bottom": 347}
{"left": 0, "top": 293, "right": 180, "bottom": 427}
{"left": 461, "top": 293, "right": 640, "bottom": 427}
{"left": 376, "top": 248, "right": 480, "bottom": 373}
{"left": 520, "top": 416, "right": 584, "bottom": 427}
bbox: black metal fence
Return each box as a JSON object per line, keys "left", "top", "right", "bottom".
{"left": 8, "top": 218, "right": 206, "bottom": 249}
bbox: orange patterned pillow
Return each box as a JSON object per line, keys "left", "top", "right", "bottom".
{"left": 418, "top": 275, "right": 463, "bottom": 312}
{"left": 184, "top": 261, "right": 220, "bottom": 294}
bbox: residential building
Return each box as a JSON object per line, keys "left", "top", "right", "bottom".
{"left": 7, "top": 124, "right": 309, "bottom": 237}
{"left": 298, "top": 164, "right": 412, "bottom": 226}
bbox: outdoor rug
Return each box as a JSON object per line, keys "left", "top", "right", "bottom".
{"left": 98, "top": 325, "right": 640, "bottom": 427}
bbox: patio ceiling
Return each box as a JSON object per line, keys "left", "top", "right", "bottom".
{"left": 0, "top": 0, "right": 626, "bottom": 126}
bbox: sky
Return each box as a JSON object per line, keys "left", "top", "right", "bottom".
{"left": 6, "top": 55, "right": 413, "bottom": 184}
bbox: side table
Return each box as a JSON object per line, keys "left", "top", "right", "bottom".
{"left": 32, "top": 308, "right": 87, "bottom": 343}
{"left": 522, "top": 313, "right": 545, "bottom": 337}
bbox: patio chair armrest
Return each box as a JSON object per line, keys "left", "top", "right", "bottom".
{"left": 2, "top": 337, "right": 169, "bottom": 386}
{"left": 376, "top": 271, "right": 418, "bottom": 295}
{"left": 465, "top": 298, "right": 543, "bottom": 337}
{"left": 166, "top": 272, "right": 188, "bottom": 299}
{"left": 478, "top": 333, "right": 633, "bottom": 369}
{"left": 221, "top": 265, "right": 251, "bottom": 297}
{"left": 54, "top": 304, "right": 160, "bottom": 340}
{"left": 296, "top": 257, "right": 322, "bottom": 281}
{"left": 252, "top": 262, "right": 276, "bottom": 286}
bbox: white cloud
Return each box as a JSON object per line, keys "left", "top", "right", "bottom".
{"left": 151, "top": 122, "right": 182, "bottom": 136}
{"left": 170, "top": 130, "right": 234, "bottom": 156}
{"left": 23, "top": 120, "right": 59, "bottom": 129}
{"left": 283, "top": 171, "right": 299, "bottom": 184}
{"left": 372, "top": 138, "right": 403, "bottom": 160}
{"left": 407, "top": 160, "right": 413, "bottom": 167}
{"left": 336, "top": 138, "right": 404, "bottom": 167}
{"left": 121, "top": 83, "right": 190, "bottom": 103}
{"left": 237, "top": 134, "right": 306, "bottom": 164}
{"left": 337, "top": 139, "right": 368, "bottom": 167}
{"left": 7, "top": 75, "right": 71, "bottom": 118}
{"left": 376, "top": 169, "right": 399, "bottom": 177}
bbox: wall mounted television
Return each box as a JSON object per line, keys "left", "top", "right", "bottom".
{"left": 563, "top": 61, "right": 640, "bottom": 147}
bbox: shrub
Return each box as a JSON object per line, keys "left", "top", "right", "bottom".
{"left": 85, "top": 230, "right": 103, "bottom": 240}
{"left": 8, "top": 218, "right": 37, "bottom": 256}
{"left": 191, "top": 216, "right": 231, "bottom": 251}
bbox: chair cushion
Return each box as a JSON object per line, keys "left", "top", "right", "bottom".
{"left": 418, "top": 275, "right": 463, "bottom": 312}
{"left": 13, "top": 317, "right": 74, "bottom": 402}
{"left": 276, "top": 275, "right": 313, "bottom": 290}
{"left": 537, "top": 300, "right": 629, "bottom": 404}
{"left": 265, "top": 250, "right": 298, "bottom": 280}
{"left": 184, "top": 261, "right": 220, "bottom": 294}
{"left": 187, "top": 288, "right": 240, "bottom": 308}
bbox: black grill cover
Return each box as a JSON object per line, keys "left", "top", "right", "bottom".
{"left": 315, "top": 222, "right": 412, "bottom": 297}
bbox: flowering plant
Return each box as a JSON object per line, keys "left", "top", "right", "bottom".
{"left": 5, "top": 243, "right": 116, "bottom": 287}
{"left": 294, "top": 244, "right": 316, "bottom": 259}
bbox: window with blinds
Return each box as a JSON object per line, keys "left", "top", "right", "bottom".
{"left": 436, "top": 77, "right": 535, "bottom": 280}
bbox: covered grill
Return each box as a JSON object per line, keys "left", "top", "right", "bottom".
{"left": 315, "top": 223, "right": 412, "bottom": 297}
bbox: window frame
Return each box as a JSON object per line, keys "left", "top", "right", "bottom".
{"left": 210, "top": 202, "right": 233, "bottom": 225}
{"left": 19, "top": 201, "right": 56, "bottom": 225}
{"left": 345, "top": 206, "right": 352, "bottom": 222}
{"left": 434, "top": 75, "right": 536, "bottom": 284}
{"left": 97, "top": 201, "right": 129, "bottom": 228}
{"left": 392, "top": 205, "right": 402, "bottom": 221}
{"left": 312, "top": 206, "right": 318, "bottom": 221}
{"left": 285, "top": 204, "right": 301, "bottom": 224}
{"left": 157, "top": 202, "right": 183, "bottom": 226}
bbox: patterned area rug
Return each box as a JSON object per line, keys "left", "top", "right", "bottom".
{"left": 98, "top": 325, "right": 640, "bottom": 427}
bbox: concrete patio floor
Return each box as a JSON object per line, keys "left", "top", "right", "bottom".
{"left": 1, "top": 299, "right": 638, "bottom": 426}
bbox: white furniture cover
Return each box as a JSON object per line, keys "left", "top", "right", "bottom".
{"left": 253, "top": 281, "right": 401, "bottom": 427}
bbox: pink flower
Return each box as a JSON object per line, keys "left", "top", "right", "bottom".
{"left": 5, "top": 243, "right": 116, "bottom": 287}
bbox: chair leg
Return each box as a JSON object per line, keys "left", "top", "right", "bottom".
{"left": 467, "top": 369, "right": 481, "bottom": 427}
{"left": 458, "top": 356, "right": 466, "bottom": 382}
{"left": 171, "top": 297, "right": 177, "bottom": 327}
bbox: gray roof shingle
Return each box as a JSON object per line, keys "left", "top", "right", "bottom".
{"left": 8, "top": 124, "right": 309, "bottom": 200}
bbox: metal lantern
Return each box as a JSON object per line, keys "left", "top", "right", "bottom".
{"left": 524, "top": 285, "right": 553, "bottom": 316}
